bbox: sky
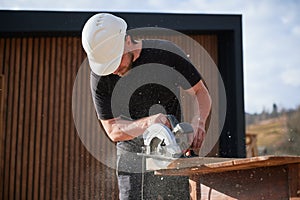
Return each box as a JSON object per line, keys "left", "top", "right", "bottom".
{"left": 1, "top": 0, "right": 300, "bottom": 114}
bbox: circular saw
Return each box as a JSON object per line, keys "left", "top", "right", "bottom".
{"left": 140, "top": 115, "right": 194, "bottom": 170}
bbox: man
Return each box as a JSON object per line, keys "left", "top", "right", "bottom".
{"left": 82, "top": 13, "right": 212, "bottom": 200}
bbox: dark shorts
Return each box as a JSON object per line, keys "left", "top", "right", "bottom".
{"left": 116, "top": 151, "right": 189, "bottom": 200}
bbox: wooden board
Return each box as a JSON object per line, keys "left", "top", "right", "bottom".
{"left": 155, "top": 156, "right": 300, "bottom": 176}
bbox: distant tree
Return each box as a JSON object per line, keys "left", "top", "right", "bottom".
{"left": 271, "top": 103, "right": 278, "bottom": 118}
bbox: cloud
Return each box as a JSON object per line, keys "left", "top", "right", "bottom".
{"left": 281, "top": 68, "right": 300, "bottom": 87}
{"left": 292, "top": 26, "right": 300, "bottom": 37}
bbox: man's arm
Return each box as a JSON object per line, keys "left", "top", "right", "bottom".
{"left": 185, "top": 80, "right": 212, "bottom": 149}
{"left": 100, "top": 113, "right": 171, "bottom": 142}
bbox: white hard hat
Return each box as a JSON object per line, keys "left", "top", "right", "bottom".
{"left": 82, "top": 13, "right": 127, "bottom": 76}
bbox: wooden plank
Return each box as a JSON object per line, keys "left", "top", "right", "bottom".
{"left": 15, "top": 37, "right": 25, "bottom": 200}
{"left": 34, "top": 37, "right": 45, "bottom": 200}
{"left": 9, "top": 38, "right": 18, "bottom": 200}
{"left": 63, "top": 36, "right": 69, "bottom": 199}
{"left": 22, "top": 37, "right": 33, "bottom": 199}
{"left": 56, "top": 36, "right": 66, "bottom": 199}
{"left": 39, "top": 37, "right": 50, "bottom": 200}
{"left": 73, "top": 37, "right": 83, "bottom": 200}
{"left": 0, "top": 38, "right": 4, "bottom": 73}
{"left": 53, "top": 36, "right": 62, "bottom": 199}
{"left": 44, "top": 37, "right": 56, "bottom": 200}
{"left": 28, "top": 37, "right": 39, "bottom": 200}
{"left": 0, "top": 74, "right": 5, "bottom": 200}
{"left": 81, "top": 47, "right": 89, "bottom": 200}
{"left": 19, "top": 37, "right": 27, "bottom": 200}
{"left": 0, "top": 38, "right": 4, "bottom": 200}
{"left": 62, "top": 36, "right": 72, "bottom": 199}
{"left": 155, "top": 156, "right": 300, "bottom": 176}
{"left": 85, "top": 55, "right": 92, "bottom": 200}
{"left": 77, "top": 38, "right": 85, "bottom": 199}
{"left": 68, "top": 36, "right": 78, "bottom": 199}
{"left": 2, "top": 37, "right": 12, "bottom": 200}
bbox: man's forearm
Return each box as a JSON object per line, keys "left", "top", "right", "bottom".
{"left": 186, "top": 80, "right": 212, "bottom": 149}
{"left": 105, "top": 117, "right": 150, "bottom": 141}
{"left": 186, "top": 80, "right": 212, "bottom": 129}
{"left": 100, "top": 113, "right": 170, "bottom": 142}
{"left": 194, "top": 83, "right": 212, "bottom": 129}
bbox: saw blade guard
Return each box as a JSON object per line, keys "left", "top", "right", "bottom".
{"left": 143, "top": 123, "right": 182, "bottom": 158}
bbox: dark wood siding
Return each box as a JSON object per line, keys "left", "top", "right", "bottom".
{"left": 0, "top": 34, "right": 218, "bottom": 199}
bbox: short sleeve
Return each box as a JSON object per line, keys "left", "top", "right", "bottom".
{"left": 174, "top": 54, "right": 201, "bottom": 90}
{"left": 90, "top": 72, "right": 115, "bottom": 120}
{"left": 167, "top": 43, "right": 202, "bottom": 90}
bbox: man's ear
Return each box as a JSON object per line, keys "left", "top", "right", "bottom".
{"left": 125, "top": 35, "right": 132, "bottom": 45}
{"left": 124, "top": 35, "right": 133, "bottom": 53}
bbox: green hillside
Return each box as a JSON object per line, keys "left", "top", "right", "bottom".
{"left": 246, "top": 115, "right": 297, "bottom": 155}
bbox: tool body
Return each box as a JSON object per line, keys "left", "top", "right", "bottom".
{"left": 140, "top": 115, "right": 194, "bottom": 170}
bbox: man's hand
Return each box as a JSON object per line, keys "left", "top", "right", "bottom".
{"left": 184, "top": 121, "right": 205, "bottom": 157}
{"left": 150, "top": 113, "right": 172, "bottom": 129}
{"left": 191, "top": 122, "right": 206, "bottom": 149}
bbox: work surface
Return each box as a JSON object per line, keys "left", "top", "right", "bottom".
{"left": 155, "top": 155, "right": 300, "bottom": 176}
{"left": 154, "top": 155, "right": 300, "bottom": 200}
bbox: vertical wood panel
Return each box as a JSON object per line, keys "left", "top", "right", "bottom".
{"left": 22, "top": 37, "right": 33, "bottom": 199}
{"left": 81, "top": 50, "right": 88, "bottom": 200}
{"left": 68, "top": 37, "right": 78, "bottom": 199}
{"left": 9, "top": 38, "right": 18, "bottom": 200}
{"left": 19, "top": 37, "right": 28, "bottom": 200}
{"left": 0, "top": 42, "right": 5, "bottom": 199}
{"left": 57, "top": 36, "right": 66, "bottom": 200}
{"left": 0, "top": 39, "right": 3, "bottom": 200}
{"left": 35, "top": 37, "right": 45, "bottom": 200}
{"left": 45, "top": 37, "right": 56, "bottom": 200}
{"left": 73, "top": 37, "right": 81, "bottom": 200}
{"left": 0, "top": 38, "right": 4, "bottom": 73}
{"left": 28, "top": 37, "right": 39, "bottom": 200}
{"left": 0, "top": 74, "right": 5, "bottom": 200}
{"left": 15, "top": 38, "right": 25, "bottom": 200}
{"left": 78, "top": 41, "right": 85, "bottom": 200}
{"left": 84, "top": 57, "right": 91, "bottom": 200}
{"left": 53, "top": 36, "right": 62, "bottom": 199}
{"left": 39, "top": 37, "right": 50, "bottom": 200}
{"left": 62, "top": 36, "right": 72, "bottom": 199}
{"left": 0, "top": 38, "right": 7, "bottom": 200}
{"left": 2, "top": 37, "right": 12, "bottom": 200}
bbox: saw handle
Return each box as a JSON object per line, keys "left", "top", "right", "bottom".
{"left": 166, "top": 115, "right": 179, "bottom": 130}
{"left": 166, "top": 115, "right": 199, "bottom": 157}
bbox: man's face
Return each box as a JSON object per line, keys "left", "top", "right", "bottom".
{"left": 113, "top": 52, "right": 134, "bottom": 77}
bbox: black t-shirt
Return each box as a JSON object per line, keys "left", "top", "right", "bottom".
{"left": 90, "top": 39, "right": 201, "bottom": 152}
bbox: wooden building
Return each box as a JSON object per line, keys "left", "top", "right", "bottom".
{"left": 0, "top": 11, "right": 244, "bottom": 199}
